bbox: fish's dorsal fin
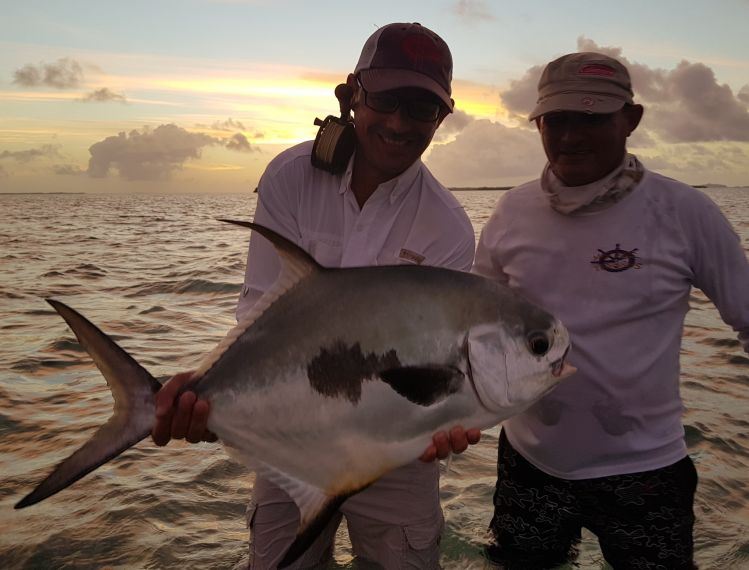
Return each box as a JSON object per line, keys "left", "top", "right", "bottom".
{"left": 255, "top": 466, "right": 361, "bottom": 568}
{"left": 193, "top": 220, "right": 322, "bottom": 379}
{"left": 218, "top": 220, "right": 321, "bottom": 281}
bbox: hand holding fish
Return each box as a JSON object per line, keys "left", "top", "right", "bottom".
{"left": 420, "top": 426, "right": 482, "bottom": 462}
{"left": 152, "top": 371, "right": 217, "bottom": 445}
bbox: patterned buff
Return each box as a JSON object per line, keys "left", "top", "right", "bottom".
{"left": 541, "top": 153, "right": 644, "bottom": 215}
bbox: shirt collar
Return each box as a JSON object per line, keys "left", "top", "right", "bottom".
{"left": 339, "top": 152, "right": 423, "bottom": 204}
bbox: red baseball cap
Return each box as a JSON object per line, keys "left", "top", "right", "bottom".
{"left": 354, "top": 22, "right": 454, "bottom": 111}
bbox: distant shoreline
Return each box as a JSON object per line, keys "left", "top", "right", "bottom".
{"left": 450, "top": 186, "right": 513, "bottom": 191}
{"left": 1, "top": 185, "right": 747, "bottom": 196}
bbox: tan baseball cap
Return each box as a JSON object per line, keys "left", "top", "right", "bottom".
{"left": 529, "top": 52, "right": 634, "bottom": 121}
{"left": 354, "top": 22, "right": 454, "bottom": 111}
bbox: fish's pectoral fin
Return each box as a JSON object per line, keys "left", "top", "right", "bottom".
{"left": 379, "top": 365, "right": 465, "bottom": 406}
{"left": 15, "top": 300, "right": 160, "bottom": 508}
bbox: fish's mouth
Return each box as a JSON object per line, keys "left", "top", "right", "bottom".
{"left": 551, "top": 346, "right": 573, "bottom": 378}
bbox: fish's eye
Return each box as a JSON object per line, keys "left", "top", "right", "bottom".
{"left": 527, "top": 331, "right": 551, "bottom": 356}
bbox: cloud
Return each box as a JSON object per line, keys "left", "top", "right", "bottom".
{"left": 13, "top": 58, "right": 84, "bottom": 89}
{"left": 52, "top": 164, "right": 85, "bottom": 176}
{"left": 434, "top": 108, "right": 474, "bottom": 141}
{"left": 81, "top": 88, "right": 127, "bottom": 103}
{"left": 225, "top": 132, "right": 254, "bottom": 152}
{"left": 452, "top": 0, "right": 495, "bottom": 23}
{"left": 210, "top": 118, "right": 247, "bottom": 131}
{"left": 640, "top": 142, "right": 749, "bottom": 184}
{"left": 499, "top": 37, "right": 749, "bottom": 143}
{"left": 739, "top": 85, "right": 749, "bottom": 104}
{"left": 426, "top": 119, "right": 545, "bottom": 187}
{"left": 87, "top": 124, "right": 219, "bottom": 181}
{"left": 498, "top": 64, "right": 546, "bottom": 123}
{"left": 0, "top": 145, "right": 62, "bottom": 163}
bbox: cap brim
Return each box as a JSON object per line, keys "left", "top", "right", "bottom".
{"left": 358, "top": 69, "right": 453, "bottom": 111}
{"left": 528, "top": 92, "right": 627, "bottom": 121}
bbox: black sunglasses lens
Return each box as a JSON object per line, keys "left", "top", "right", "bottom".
{"left": 365, "top": 92, "right": 399, "bottom": 113}
{"left": 407, "top": 100, "right": 441, "bottom": 122}
{"left": 359, "top": 78, "right": 441, "bottom": 122}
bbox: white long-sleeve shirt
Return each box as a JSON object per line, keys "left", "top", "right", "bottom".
{"left": 233, "top": 139, "right": 475, "bottom": 526}
{"left": 474, "top": 168, "right": 749, "bottom": 479}
{"left": 237, "top": 139, "right": 475, "bottom": 325}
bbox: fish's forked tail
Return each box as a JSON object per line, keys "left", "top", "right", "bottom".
{"left": 15, "top": 299, "right": 162, "bottom": 509}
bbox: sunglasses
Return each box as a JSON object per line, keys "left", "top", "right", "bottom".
{"left": 540, "top": 112, "right": 616, "bottom": 128}
{"left": 356, "top": 78, "right": 443, "bottom": 123}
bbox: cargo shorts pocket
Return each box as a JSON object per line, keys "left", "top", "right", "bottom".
{"left": 401, "top": 519, "right": 443, "bottom": 569}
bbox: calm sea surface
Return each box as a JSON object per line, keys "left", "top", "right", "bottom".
{"left": 1, "top": 189, "right": 748, "bottom": 569}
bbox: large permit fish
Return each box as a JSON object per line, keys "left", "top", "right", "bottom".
{"left": 16, "top": 221, "right": 575, "bottom": 567}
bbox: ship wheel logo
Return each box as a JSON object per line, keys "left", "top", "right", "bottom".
{"left": 591, "top": 243, "right": 642, "bottom": 273}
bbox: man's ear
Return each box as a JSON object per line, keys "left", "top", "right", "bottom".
{"left": 335, "top": 81, "right": 354, "bottom": 118}
{"left": 345, "top": 73, "right": 360, "bottom": 109}
{"left": 625, "top": 104, "right": 644, "bottom": 135}
{"left": 435, "top": 98, "right": 454, "bottom": 128}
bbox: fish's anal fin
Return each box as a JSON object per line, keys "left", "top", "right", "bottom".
{"left": 278, "top": 493, "right": 348, "bottom": 569}
{"left": 193, "top": 220, "right": 323, "bottom": 379}
{"left": 379, "top": 365, "right": 464, "bottom": 406}
{"left": 257, "top": 466, "right": 367, "bottom": 568}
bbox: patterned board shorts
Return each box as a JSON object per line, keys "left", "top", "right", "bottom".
{"left": 485, "top": 429, "right": 698, "bottom": 570}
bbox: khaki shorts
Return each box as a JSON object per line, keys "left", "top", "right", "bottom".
{"left": 247, "top": 460, "right": 443, "bottom": 569}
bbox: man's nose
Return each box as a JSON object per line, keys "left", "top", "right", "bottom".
{"left": 557, "top": 121, "right": 582, "bottom": 143}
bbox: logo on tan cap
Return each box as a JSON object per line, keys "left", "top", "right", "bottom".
{"left": 578, "top": 64, "right": 617, "bottom": 77}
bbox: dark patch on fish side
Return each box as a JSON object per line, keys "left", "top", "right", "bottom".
{"left": 307, "top": 341, "right": 400, "bottom": 403}
{"left": 379, "top": 366, "right": 464, "bottom": 406}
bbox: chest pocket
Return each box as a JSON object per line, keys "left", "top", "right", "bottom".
{"left": 301, "top": 234, "right": 343, "bottom": 268}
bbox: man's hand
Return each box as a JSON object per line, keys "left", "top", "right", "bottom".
{"left": 151, "top": 371, "right": 217, "bottom": 446}
{"left": 419, "top": 426, "right": 481, "bottom": 462}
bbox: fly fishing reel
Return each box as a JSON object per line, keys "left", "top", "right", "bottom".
{"left": 311, "top": 84, "right": 356, "bottom": 174}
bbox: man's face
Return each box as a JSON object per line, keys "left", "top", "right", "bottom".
{"left": 351, "top": 80, "right": 448, "bottom": 181}
{"left": 536, "top": 105, "right": 643, "bottom": 186}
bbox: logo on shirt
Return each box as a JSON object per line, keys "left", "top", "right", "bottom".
{"left": 590, "top": 243, "right": 642, "bottom": 273}
{"left": 398, "top": 248, "right": 426, "bottom": 265}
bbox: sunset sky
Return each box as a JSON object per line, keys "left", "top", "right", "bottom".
{"left": 2, "top": 0, "right": 748, "bottom": 193}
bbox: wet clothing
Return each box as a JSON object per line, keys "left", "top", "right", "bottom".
{"left": 485, "top": 430, "right": 698, "bottom": 570}
{"left": 474, "top": 164, "right": 749, "bottom": 568}
{"left": 474, "top": 168, "right": 749, "bottom": 480}
{"left": 236, "top": 140, "right": 474, "bottom": 569}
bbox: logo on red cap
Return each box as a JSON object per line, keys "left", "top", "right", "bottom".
{"left": 401, "top": 34, "right": 444, "bottom": 63}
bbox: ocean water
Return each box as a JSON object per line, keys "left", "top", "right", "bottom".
{"left": 1, "top": 189, "right": 748, "bottom": 570}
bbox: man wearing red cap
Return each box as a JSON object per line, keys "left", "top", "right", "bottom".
{"left": 151, "top": 23, "right": 478, "bottom": 568}
{"left": 474, "top": 52, "right": 749, "bottom": 569}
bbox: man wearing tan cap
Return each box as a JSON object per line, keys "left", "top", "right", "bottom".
{"left": 150, "top": 23, "right": 478, "bottom": 569}
{"left": 474, "top": 52, "right": 749, "bottom": 568}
